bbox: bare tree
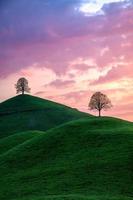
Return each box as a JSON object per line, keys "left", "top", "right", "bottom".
{"left": 88, "top": 92, "right": 112, "bottom": 117}
{"left": 15, "top": 77, "right": 30, "bottom": 95}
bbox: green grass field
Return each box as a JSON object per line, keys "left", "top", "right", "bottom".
{"left": 0, "top": 94, "right": 90, "bottom": 138}
{"left": 0, "top": 95, "right": 133, "bottom": 200}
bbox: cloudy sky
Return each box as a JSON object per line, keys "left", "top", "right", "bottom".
{"left": 0, "top": 0, "right": 133, "bottom": 121}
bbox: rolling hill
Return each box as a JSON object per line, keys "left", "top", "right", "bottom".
{"left": 0, "top": 117, "right": 133, "bottom": 200}
{"left": 0, "top": 130, "right": 44, "bottom": 155}
{"left": 0, "top": 94, "right": 90, "bottom": 138}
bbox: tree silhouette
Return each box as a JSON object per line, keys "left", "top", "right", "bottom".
{"left": 15, "top": 77, "right": 30, "bottom": 95}
{"left": 88, "top": 92, "right": 112, "bottom": 117}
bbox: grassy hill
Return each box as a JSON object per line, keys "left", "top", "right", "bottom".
{"left": 0, "top": 94, "right": 90, "bottom": 138}
{"left": 0, "top": 117, "right": 133, "bottom": 200}
{"left": 0, "top": 131, "right": 44, "bottom": 155}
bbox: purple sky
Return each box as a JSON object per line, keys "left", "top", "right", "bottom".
{"left": 0, "top": 0, "right": 133, "bottom": 121}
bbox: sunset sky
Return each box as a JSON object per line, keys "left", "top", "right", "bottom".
{"left": 0, "top": 0, "right": 133, "bottom": 121}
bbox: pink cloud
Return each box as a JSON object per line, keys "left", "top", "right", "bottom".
{"left": 91, "top": 63, "right": 133, "bottom": 85}
{"left": 45, "top": 79, "right": 75, "bottom": 88}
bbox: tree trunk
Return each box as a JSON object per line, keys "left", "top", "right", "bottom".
{"left": 98, "top": 109, "right": 101, "bottom": 117}
{"left": 22, "top": 89, "right": 24, "bottom": 95}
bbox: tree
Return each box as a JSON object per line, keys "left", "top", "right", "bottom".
{"left": 88, "top": 92, "right": 112, "bottom": 117}
{"left": 15, "top": 77, "right": 30, "bottom": 95}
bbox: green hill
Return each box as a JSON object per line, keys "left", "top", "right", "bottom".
{"left": 0, "top": 94, "right": 90, "bottom": 138}
{"left": 0, "top": 131, "right": 44, "bottom": 155}
{"left": 0, "top": 117, "right": 133, "bottom": 200}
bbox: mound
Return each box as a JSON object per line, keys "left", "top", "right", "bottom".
{"left": 0, "top": 117, "right": 133, "bottom": 200}
{"left": 0, "top": 131, "right": 44, "bottom": 155}
{"left": 0, "top": 94, "right": 90, "bottom": 138}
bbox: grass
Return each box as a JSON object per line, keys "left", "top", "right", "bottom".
{"left": 12, "top": 194, "right": 133, "bottom": 200}
{"left": 0, "top": 131, "right": 44, "bottom": 155}
{"left": 0, "top": 94, "right": 90, "bottom": 138}
{"left": 0, "top": 117, "right": 133, "bottom": 200}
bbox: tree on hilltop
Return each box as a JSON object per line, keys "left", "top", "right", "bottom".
{"left": 15, "top": 77, "right": 30, "bottom": 95}
{"left": 88, "top": 92, "right": 112, "bottom": 117}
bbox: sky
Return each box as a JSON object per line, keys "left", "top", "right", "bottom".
{"left": 0, "top": 0, "right": 133, "bottom": 121}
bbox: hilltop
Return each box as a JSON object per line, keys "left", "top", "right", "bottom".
{"left": 0, "top": 94, "right": 91, "bottom": 138}
{"left": 0, "top": 117, "right": 133, "bottom": 200}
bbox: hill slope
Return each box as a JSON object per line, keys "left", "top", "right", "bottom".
{"left": 0, "top": 94, "right": 90, "bottom": 138}
{"left": 0, "top": 131, "right": 44, "bottom": 155}
{"left": 0, "top": 117, "right": 133, "bottom": 200}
